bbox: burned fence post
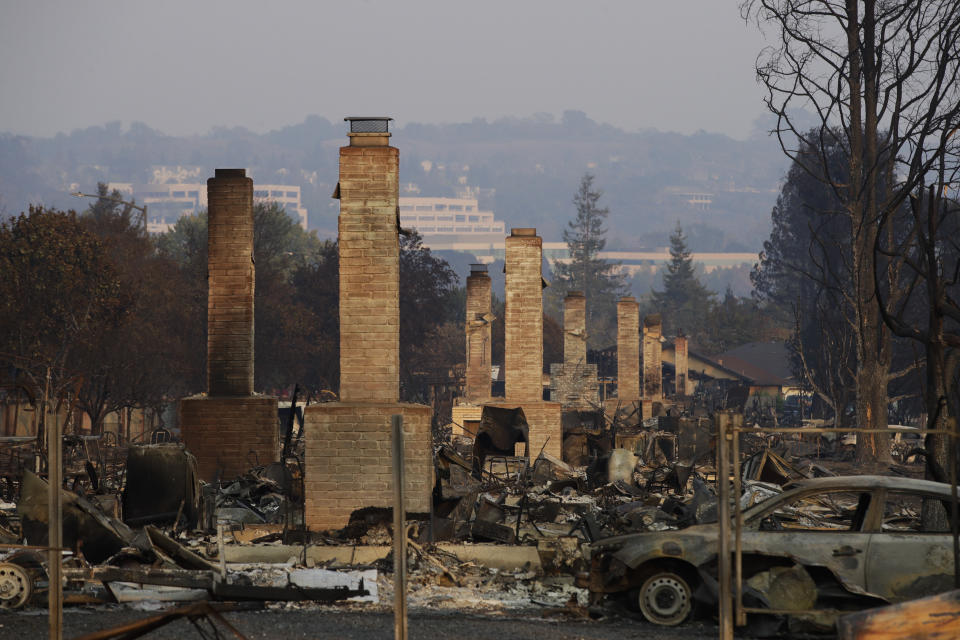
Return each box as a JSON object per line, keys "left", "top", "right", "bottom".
{"left": 716, "top": 411, "right": 733, "bottom": 640}
{"left": 392, "top": 414, "right": 408, "bottom": 640}
{"left": 47, "top": 366, "right": 62, "bottom": 640}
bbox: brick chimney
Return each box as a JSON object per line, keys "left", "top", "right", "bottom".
{"left": 303, "top": 118, "right": 432, "bottom": 531}
{"left": 617, "top": 296, "right": 640, "bottom": 403}
{"left": 505, "top": 228, "right": 544, "bottom": 403}
{"left": 563, "top": 291, "right": 586, "bottom": 366}
{"left": 337, "top": 117, "right": 399, "bottom": 404}
{"left": 180, "top": 169, "right": 278, "bottom": 482}
{"left": 207, "top": 168, "right": 255, "bottom": 396}
{"left": 674, "top": 333, "right": 689, "bottom": 396}
{"left": 643, "top": 314, "right": 663, "bottom": 402}
{"left": 464, "top": 264, "right": 492, "bottom": 401}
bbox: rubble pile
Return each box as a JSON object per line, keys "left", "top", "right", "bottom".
{"left": 0, "top": 404, "right": 943, "bottom": 639}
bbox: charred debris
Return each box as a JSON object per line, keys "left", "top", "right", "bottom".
{"left": 0, "top": 398, "right": 927, "bottom": 619}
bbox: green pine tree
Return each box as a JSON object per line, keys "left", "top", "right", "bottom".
{"left": 549, "top": 174, "right": 626, "bottom": 349}
{"left": 650, "top": 222, "right": 714, "bottom": 346}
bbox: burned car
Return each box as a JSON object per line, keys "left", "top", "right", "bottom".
{"left": 580, "top": 476, "right": 956, "bottom": 626}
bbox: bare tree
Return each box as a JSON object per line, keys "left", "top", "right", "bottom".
{"left": 743, "top": 0, "right": 960, "bottom": 463}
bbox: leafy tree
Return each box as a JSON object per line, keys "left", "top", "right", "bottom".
{"left": 0, "top": 207, "right": 122, "bottom": 435}
{"left": 548, "top": 174, "right": 626, "bottom": 349}
{"left": 752, "top": 136, "right": 859, "bottom": 422}
{"left": 399, "top": 230, "right": 459, "bottom": 401}
{"left": 649, "top": 223, "right": 715, "bottom": 347}
{"left": 158, "top": 203, "right": 330, "bottom": 394}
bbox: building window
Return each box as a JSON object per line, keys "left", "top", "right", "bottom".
{"left": 456, "top": 226, "right": 472, "bottom": 232}
{"left": 415, "top": 205, "right": 433, "bottom": 211}
{"left": 437, "top": 215, "right": 453, "bottom": 222}
{"left": 188, "top": 191, "right": 198, "bottom": 198}
{"left": 465, "top": 206, "right": 474, "bottom": 212}
{"left": 449, "top": 205, "right": 463, "bottom": 211}
{"left": 172, "top": 191, "right": 185, "bottom": 198}
{"left": 419, "top": 226, "right": 436, "bottom": 232}
{"left": 255, "top": 190, "right": 268, "bottom": 197}
{"left": 270, "top": 190, "right": 283, "bottom": 197}
{"left": 455, "top": 215, "right": 465, "bottom": 222}
{"left": 400, "top": 205, "right": 413, "bottom": 211}
{"left": 418, "top": 215, "right": 435, "bottom": 222}
{"left": 286, "top": 191, "right": 297, "bottom": 198}
{"left": 438, "top": 226, "right": 454, "bottom": 232}
{"left": 468, "top": 215, "right": 479, "bottom": 222}
{"left": 434, "top": 204, "right": 446, "bottom": 211}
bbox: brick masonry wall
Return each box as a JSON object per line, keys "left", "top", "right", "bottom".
{"left": 450, "top": 404, "right": 483, "bottom": 437}
{"left": 563, "top": 292, "right": 587, "bottom": 366}
{"left": 303, "top": 402, "right": 433, "bottom": 531}
{"left": 617, "top": 297, "right": 640, "bottom": 403}
{"left": 549, "top": 362, "right": 599, "bottom": 409}
{"left": 643, "top": 314, "right": 663, "bottom": 401}
{"left": 464, "top": 271, "right": 492, "bottom": 402}
{"left": 505, "top": 229, "right": 544, "bottom": 403}
{"left": 675, "top": 335, "right": 689, "bottom": 396}
{"left": 338, "top": 143, "right": 400, "bottom": 404}
{"left": 207, "top": 169, "right": 255, "bottom": 396}
{"left": 484, "top": 400, "right": 562, "bottom": 460}
{"left": 180, "top": 395, "right": 278, "bottom": 481}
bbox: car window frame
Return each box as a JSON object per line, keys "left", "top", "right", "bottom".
{"left": 744, "top": 487, "right": 878, "bottom": 533}
{"left": 870, "top": 487, "right": 955, "bottom": 534}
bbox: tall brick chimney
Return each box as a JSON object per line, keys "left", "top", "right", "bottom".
{"left": 207, "top": 168, "right": 255, "bottom": 396}
{"left": 643, "top": 314, "right": 663, "bottom": 402}
{"left": 563, "top": 291, "right": 587, "bottom": 366}
{"left": 303, "top": 118, "right": 432, "bottom": 531}
{"left": 674, "top": 333, "right": 689, "bottom": 396}
{"left": 617, "top": 296, "right": 640, "bottom": 403}
{"left": 464, "top": 264, "right": 492, "bottom": 402}
{"left": 337, "top": 117, "right": 400, "bottom": 404}
{"left": 180, "top": 168, "right": 278, "bottom": 482}
{"left": 505, "top": 228, "right": 544, "bottom": 403}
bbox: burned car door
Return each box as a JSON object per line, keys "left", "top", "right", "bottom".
{"left": 865, "top": 490, "right": 954, "bottom": 602}
{"left": 743, "top": 489, "right": 875, "bottom": 594}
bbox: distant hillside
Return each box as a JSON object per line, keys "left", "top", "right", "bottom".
{"left": 0, "top": 112, "right": 788, "bottom": 251}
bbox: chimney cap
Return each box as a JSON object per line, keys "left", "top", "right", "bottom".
{"left": 344, "top": 117, "right": 393, "bottom": 133}
{"left": 510, "top": 227, "right": 537, "bottom": 237}
{"left": 469, "top": 263, "right": 489, "bottom": 274}
{"left": 214, "top": 168, "right": 246, "bottom": 178}
{"left": 566, "top": 290, "right": 585, "bottom": 298}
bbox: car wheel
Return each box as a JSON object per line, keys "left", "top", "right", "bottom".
{"left": 636, "top": 571, "right": 692, "bottom": 626}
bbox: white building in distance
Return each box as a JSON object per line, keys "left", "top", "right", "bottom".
{"left": 109, "top": 181, "right": 308, "bottom": 233}
{"left": 398, "top": 196, "right": 505, "bottom": 249}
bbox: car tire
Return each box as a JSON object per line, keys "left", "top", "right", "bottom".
{"left": 635, "top": 571, "right": 692, "bottom": 626}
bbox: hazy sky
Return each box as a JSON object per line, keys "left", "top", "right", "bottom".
{"left": 1, "top": 1, "right": 771, "bottom": 139}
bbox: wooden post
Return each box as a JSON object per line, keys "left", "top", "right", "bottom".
{"left": 47, "top": 367, "right": 63, "bottom": 640}
{"left": 716, "top": 412, "right": 732, "bottom": 640}
{"left": 732, "top": 413, "right": 746, "bottom": 626}
{"left": 391, "top": 415, "right": 408, "bottom": 640}
{"left": 950, "top": 417, "right": 959, "bottom": 590}
{"left": 217, "top": 523, "right": 227, "bottom": 580}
